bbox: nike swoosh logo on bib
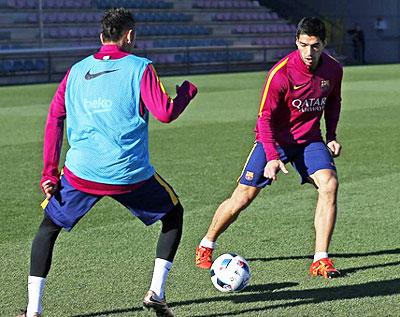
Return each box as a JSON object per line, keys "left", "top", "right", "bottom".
{"left": 84, "top": 69, "right": 119, "bottom": 80}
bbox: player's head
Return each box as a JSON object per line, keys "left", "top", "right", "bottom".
{"left": 100, "top": 8, "right": 136, "bottom": 53}
{"left": 295, "top": 17, "right": 327, "bottom": 70}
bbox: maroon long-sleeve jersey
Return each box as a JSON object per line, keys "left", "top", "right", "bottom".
{"left": 256, "top": 50, "right": 343, "bottom": 160}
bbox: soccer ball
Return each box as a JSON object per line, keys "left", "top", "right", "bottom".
{"left": 210, "top": 253, "right": 251, "bottom": 292}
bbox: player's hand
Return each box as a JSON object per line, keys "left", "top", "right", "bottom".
{"left": 327, "top": 140, "right": 342, "bottom": 158}
{"left": 41, "top": 179, "right": 58, "bottom": 200}
{"left": 264, "top": 159, "right": 288, "bottom": 181}
{"left": 176, "top": 81, "right": 198, "bottom": 100}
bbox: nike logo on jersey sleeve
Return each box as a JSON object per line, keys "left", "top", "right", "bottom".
{"left": 293, "top": 83, "right": 307, "bottom": 90}
{"left": 85, "top": 69, "right": 119, "bottom": 80}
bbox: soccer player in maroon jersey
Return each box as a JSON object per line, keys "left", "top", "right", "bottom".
{"left": 18, "top": 8, "right": 197, "bottom": 317}
{"left": 196, "top": 17, "right": 343, "bottom": 278}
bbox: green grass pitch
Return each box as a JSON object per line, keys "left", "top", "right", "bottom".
{"left": 1, "top": 64, "right": 399, "bottom": 316}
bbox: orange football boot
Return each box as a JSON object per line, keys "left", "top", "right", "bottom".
{"left": 310, "top": 258, "right": 341, "bottom": 278}
{"left": 195, "top": 246, "right": 213, "bottom": 269}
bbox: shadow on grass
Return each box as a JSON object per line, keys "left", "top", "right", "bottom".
{"left": 341, "top": 260, "right": 400, "bottom": 276}
{"left": 71, "top": 259, "right": 400, "bottom": 317}
{"left": 193, "top": 278, "right": 400, "bottom": 317}
{"left": 70, "top": 282, "right": 296, "bottom": 317}
{"left": 247, "top": 247, "right": 400, "bottom": 262}
{"left": 71, "top": 306, "right": 142, "bottom": 317}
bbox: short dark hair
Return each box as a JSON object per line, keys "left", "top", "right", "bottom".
{"left": 296, "top": 17, "right": 326, "bottom": 42}
{"left": 101, "top": 8, "right": 135, "bottom": 42}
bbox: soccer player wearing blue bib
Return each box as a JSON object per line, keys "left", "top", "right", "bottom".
{"left": 18, "top": 8, "right": 197, "bottom": 317}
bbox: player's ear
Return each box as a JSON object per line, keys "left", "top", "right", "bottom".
{"left": 126, "top": 29, "right": 135, "bottom": 44}
{"left": 100, "top": 32, "right": 105, "bottom": 44}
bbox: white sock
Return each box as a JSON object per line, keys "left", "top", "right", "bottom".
{"left": 150, "top": 258, "right": 173, "bottom": 299}
{"left": 313, "top": 252, "right": 329, "bottom": 262}
{"left": 27, "top": 276, "right": 46, "bottom": 316}
{"left": 200, "top": 237, "right": 216, "bottom": 249}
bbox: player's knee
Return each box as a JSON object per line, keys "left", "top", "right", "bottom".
{"left": 317, "top": 173, "right": 339, "bottom": 196}
{"left": 234, "top": 195, "right": 252, "bottom": 210}
{"left": 37, "top": 214, "right": 62, "bottom": 238}
{"left": 231, "top": 186, "right": 257, "bottom": 210}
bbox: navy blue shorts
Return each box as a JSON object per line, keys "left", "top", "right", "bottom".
{"left": 238, "top": 141, "right": 336, "bottom": 188}
{"left": 41, "top": 173, "right": 179, "bottom": 231}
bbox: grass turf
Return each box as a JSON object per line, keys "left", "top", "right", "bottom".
{"left": 1, "top": 64, "right": 399, "bottom": 316}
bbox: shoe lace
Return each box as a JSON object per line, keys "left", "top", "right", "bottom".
{"left": 319, "top": 258, "right": 336, "bottom": 271}
{"left": 197, "top": 247, "right": 211, "bottom": 260}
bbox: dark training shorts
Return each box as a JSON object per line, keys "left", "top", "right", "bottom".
{"left": 238, "top": 141, "right": 336, "bottom": 188}
{"left": 41, "top": 173, "right": 179, "bottom": 231}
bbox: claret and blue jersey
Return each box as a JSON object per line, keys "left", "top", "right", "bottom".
{"left": 238, "top": 49, "right": 343, "bottom": 188}
{"left": 256, "top": 49, "right": 343, "bottom": 161}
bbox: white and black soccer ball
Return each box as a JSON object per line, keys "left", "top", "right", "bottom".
{"left": 210, "top": 253, "right": 251, "bottom": 292}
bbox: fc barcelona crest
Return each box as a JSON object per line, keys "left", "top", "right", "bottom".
{"left": 245, "top": 171, "right": 254, "bottom": 181}
{"left": 320, "top": 80, "right": 330, "bottom": 92}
